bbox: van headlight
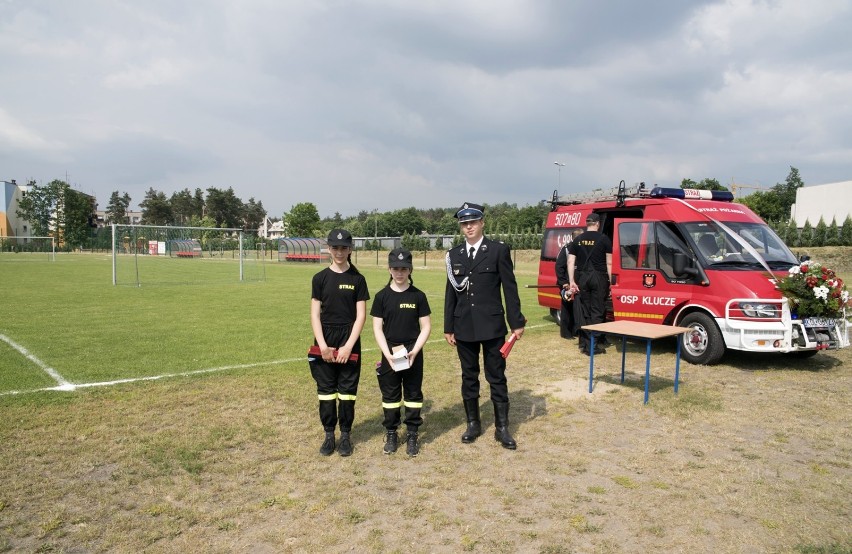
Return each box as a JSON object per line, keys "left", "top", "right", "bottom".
{"left": 738, "top": 302, "right": 779, "bottom": 318}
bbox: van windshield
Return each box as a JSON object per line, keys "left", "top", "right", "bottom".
{"left": 684, "top": 221, "right": 797, "bottom": 270}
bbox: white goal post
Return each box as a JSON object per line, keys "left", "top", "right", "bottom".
{"left": 111, "top": 224, "right": 266, "bottom": 286}
{"left": 0, "top": 235, "right": 56, "bottom": 261}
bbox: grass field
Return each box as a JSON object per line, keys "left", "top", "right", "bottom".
{"left": 1, "top": 249, "right": 850, "bottom": 553}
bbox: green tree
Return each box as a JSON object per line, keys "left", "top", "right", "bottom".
{"left": 205, "top": 187, "right": 244, "bottom": 229}
{"left": 105, "top": 191, "right": 131, "bottom": 225}
{"left": 785, "top": 219, "right": 799, "bottom": 247}
{"left": 170, "top": 189, "right": 199, "bottom": 224}
{"left": 824, "top": 218, "right": 839, "bottom": 246}
{"left": 16, "top": 179, "right": 95, "bottom": 248}
{"left": 140, "top": 188, "right": 173, "bottom": 225}
{"left": 681, "top": 178, "right": 728, "bottom": 191}
{"left": 840, "top": 216, "right": 852, "bottom": 246}
{"left": 383, "top": 207, "right": 426, "bottom": 237}
{"left": 62, "top": 187, "right": 96, "bottom": 248}
{"left": 284, "top": 202, "right": 321, "bottom": 237}
{"left": 15, "top": 179, "right": 57, "bottom": 237}
{"left": 799, "top": 219, "right": 813, "bottom": 247}
{"left": 739, "top": 166, "right": 804, "bottom": 222}
{"left": 242, "top": 197, "right": 266, "bottom": 235}
{"left": 515, "top": 204, "right": 548, "bottom": 233}
{"left": 813, "top": 217, "right": 827, "bottom": 247}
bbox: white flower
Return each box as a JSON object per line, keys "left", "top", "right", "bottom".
{"left": 788, "top": 266, "right": 801, "bottom": 276}
{"left": 813, "top": 286, "right": 829, "bottom": 301}
{"left": 843, "top": 290, "right": 850, "bottom": 303}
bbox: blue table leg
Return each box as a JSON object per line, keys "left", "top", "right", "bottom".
{"left": 674, "top": 333, "right": 682, "bottom": 394}
{"left": 620, "top": 336, "right": 627, "bottom": 383}
{"left": 644, "top": 338, "right": 652, "bottom": 404}
{"left": 588, "top": 334, "right": 596, "bottom": 393}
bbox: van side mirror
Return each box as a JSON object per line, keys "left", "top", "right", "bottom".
{"left": 673, "top": 251, "right": 699, "bottom": 277}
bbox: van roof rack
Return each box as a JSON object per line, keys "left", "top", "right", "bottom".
{"left": 551, "top": 181, "right": 650, "bottom": 207}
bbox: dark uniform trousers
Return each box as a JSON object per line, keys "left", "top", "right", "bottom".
{"left": 309, "top": 324, "right": 361, "bottom": 432}
{"left": 576, "top": 270, "right": 609, "bottom": 351}
{"left": 376, "top": 340, "right": 424, "bottom": 432}
{"left": 456, "top": 337, "right": 508, "bottom": 403}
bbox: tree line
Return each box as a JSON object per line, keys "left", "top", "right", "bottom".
{"left": 284, "top": 202, "right": 549, "bottom": 243}
{"left": 16, "top": 166, "right": 846, "bottom": 252}
{"left": 112, "top": 187, "right": 266, "bottom": 231}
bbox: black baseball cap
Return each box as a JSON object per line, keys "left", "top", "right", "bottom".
{"left": 455, "top": 202, "right": 484, "bottom": 223}
{"left": 388, "top": 247, "right": 413, "bottom": 269}
{"left": 585, "top": 213, "right": 601, "bottom": 224}
{"left": 327, "top": 229, "right": 353, "bottom": 247}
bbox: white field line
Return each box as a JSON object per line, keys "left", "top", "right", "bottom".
{"left": 0, "top": 324, "right": 551, "bottom": 397}
{"left": 0, "top": 333, "right": 73, "bottom": 389}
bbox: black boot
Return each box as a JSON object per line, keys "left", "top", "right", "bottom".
{"left": 461, "top": 398, "right": 482, "bottom": 443}
{"left": 338, "top": 431, "right": 353, "bottom": 457}
{"left": 383, "top": 430, "right": 398, "bottom": 455}
{"left": 319, "top": 431, "right": 335, "bottom": 456}
{"left": 405, "top": 431, "right": 419, "bottom": 457}
{"left": 493, "top": 400, "right": 516, "bottom": 450}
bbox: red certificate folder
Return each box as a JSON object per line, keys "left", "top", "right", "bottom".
{"left": 499, "top": 334, "right": 518, "bottom": 359}
{"left": 308, "top": 345, "right": 360, "bottom": 362}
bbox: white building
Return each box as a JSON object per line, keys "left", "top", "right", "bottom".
{"left": 258, "top": 217, "right": 286, "bottom": 239}
{"left": 95, "top": 210, "right": 142, "bottom": 227}
{"left": 790, "top": 180, "right": 852, "bottom": 227}
{"left": 0, "top": 179, "right": 33, "bottom": 237}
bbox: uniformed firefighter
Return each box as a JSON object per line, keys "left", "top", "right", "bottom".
{"left": 444, "top": 202, "right": 526, "bottom": 450}
{"left": 567, "top": 213, "right": 613, "bottom": 355}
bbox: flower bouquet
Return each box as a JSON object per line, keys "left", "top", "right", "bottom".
{"left": 777, "top": 261, "right": 850, "bottom": 319}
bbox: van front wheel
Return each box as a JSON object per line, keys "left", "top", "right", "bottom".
{"left": 679, "top": 312, "right": 725, "bottom": 365}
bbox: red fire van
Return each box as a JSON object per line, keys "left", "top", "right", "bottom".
{"left": 537, "top": 182, "right": 850, "bottom": 364}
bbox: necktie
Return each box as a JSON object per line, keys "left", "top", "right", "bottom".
{"left": 468, "top": 246, "right": 475, "bottom": 260}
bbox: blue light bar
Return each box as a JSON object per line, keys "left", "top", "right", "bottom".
{"left": 649, "top": 187, "right": 734, "bottom": 202}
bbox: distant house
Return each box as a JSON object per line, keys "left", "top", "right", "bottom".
{"left": 0, "top": 179, "right": 33, "bottom": 238}
{"left": 258, "top": 217, "right": 286, "bottom": 239}
{"left": 790, "top": 180, "right": 852, "bottom": 227}
{"left": 95, "top": 210, "right": 142, "bottom": 227}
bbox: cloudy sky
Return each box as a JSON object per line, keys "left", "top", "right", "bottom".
{"left": 1, "top": 1, "right": 850, "bottom": 218}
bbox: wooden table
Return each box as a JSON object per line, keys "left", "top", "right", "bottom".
{"left": 582, "top": 321, "right": 692, "bottom": 404}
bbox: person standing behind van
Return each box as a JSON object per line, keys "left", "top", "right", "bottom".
{"left": 555, "top": 229, "right": 582, "bottom": 339}
{"left": 371, "top": 247, "right": 432, "bottom": 457}
{"left": 309, "top": 229, "right": 369, "bottom": 457}
{"left": 567, "top": 213, "right": 612, "bottom": 355}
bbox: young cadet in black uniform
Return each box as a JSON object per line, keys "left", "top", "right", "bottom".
{"left": 567, "top": 213, "right": 612, "bottom": 355}
{"left": 309, "top": 229, "right": 370, "bottom": 457}
{"left": 371, "top": 247, "right": 432, "bottom": 457}
{"left": 444, "top": 202, "right": 525, "bottom": 450}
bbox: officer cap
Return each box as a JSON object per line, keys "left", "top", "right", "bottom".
{"left": 455, "top": 202, "right": 485, "bottom": 223}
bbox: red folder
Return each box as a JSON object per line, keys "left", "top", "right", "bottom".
{"left": 308, "top": 345, "right": 359, "bottom": 362}
{"left": 499, "top": 334, "right": 518, "bottom": 359}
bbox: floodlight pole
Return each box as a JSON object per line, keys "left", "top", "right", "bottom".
{"left": 554, "top": 161, "right": 565, "bottom": 190}
{"left": 374, "top": 208, "right": 379, "bottom": 265}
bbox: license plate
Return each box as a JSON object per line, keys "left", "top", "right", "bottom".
{"left": 802, "top": 317, "right": 835, "bottom": 328}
